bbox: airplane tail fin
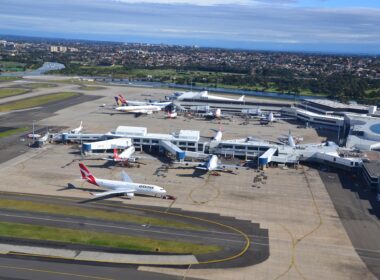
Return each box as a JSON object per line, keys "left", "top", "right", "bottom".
{"left": 114, "top": 96, "right": 122, "bottom": 106}
{"left": 113, "top": 148, "right": 120, "bottom": 160}
{"left": 79, "top": 163, "right": 97, "bottom": 185}
{"left": 119, "top": 94, "right": 127, "bottom": 105}
{"left": 238, "top": 95, "right": 245, "bottom": 101}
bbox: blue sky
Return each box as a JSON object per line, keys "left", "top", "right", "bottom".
{"left": 1, "top": 0, "right": 379, "bottom": 54}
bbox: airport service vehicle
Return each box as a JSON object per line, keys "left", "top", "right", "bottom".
{"left": 176, "top": 154, "right": 239, "bottom": 172}
{"left": 78, "top": 163, "right": 167, "bottom": 202}
{"left": 70, "top": 121, "right": 83, "bottom": 134}
{"left": 164, "top": 102, "right": 178, "bottom": 119}
{"left": 241, "top": 108, "right": 262, "bottom": 117}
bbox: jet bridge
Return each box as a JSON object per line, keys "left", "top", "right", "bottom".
{"left": 259, "top": 147, "right": 278, "bottom": 167}
{"left": 160, "top": 140, "right": 186, "bottom": 161}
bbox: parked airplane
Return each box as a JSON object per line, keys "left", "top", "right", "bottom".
{"left": 115, "top": 104, "right": 161, "bottom": 115}
{"left": 176, "top": 154, "right": 239, "bottom": 173}
{"left": 70, "top": 121, "right": 83, "bottom": 134}
{"left": 115, "top": 94, "right": 171, "bottom": 108}
{"left": 278, "top": 131, "right": 303, "bottom": 147}
{"left": 202, "top": 108, "right": 231, "bottom": 120}
{"left": 78, "top": 163, "right": 167, "bottom": 202}
{"left": 212, "top": 127, "right": 223, "bottom": 141}
{"left": 260, "top": 112, "right": 294, "bottom": 125}
{"left": 172, "top": 91, "right": 245, "bottom": 102}
{"left": 103, "top": 147, "right": 142, "bottom": 164}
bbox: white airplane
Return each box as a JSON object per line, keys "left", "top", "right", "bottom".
{"left": 202, "top": 108, "right": 231, "bottom": 120}
{"left": 115, "top": 105, "right": 161, "bottom": 115}
{"left": 212, "top": 127, "right": 223, "bottom": 141}
{"left": 278, "top": 131, "right": 303, "bottom": 147}
{"left": 103, "top": 147, "right": 142, "bottom": 164}
{"left": 176, "top": 154, "right": 239, "bottom": 173}
{"left": 78, "top": 163, "right": 167, "bottom": 202}
{"left": 260, "top": 112, "right": 294, "bottom": 125}
{"left": 174, "top": 91, "right": 245, "bottom": 102}
{"left": 70, "top": 121, "right": 83, "bottom": 134}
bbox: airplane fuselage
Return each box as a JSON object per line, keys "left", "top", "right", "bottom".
{"left": 94, "top": 178, "right": 166, "bottom": 197}
{"left": 115, "top": 105, "right": 161, "bottom": 114}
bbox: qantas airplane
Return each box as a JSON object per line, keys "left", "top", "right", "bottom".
{"left": 103, "top": 147, "right": 143, "bottom": 164}
{"left": 78, "top": 163, "right": 167, "bottom": 202}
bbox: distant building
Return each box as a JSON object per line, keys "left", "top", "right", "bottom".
{"left": 299, "top": 99, "right": 371, "bottom": 115}
{"left": 345, "top": 114, "right": 380, "bottom": 151}
{"left": 50, "top": 46, "right": 67, "bottom": 53}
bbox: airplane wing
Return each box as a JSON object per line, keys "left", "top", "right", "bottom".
{"left": 216, "top": 163, "right": 240, "bottom": 170}
{"left": 174, "top": 161, "right": 204, "bottom": 167}
{"left": 80, "top": 189, "right": 135, "bottom": 203}
{"left": 93, "top": 189, "right": 135, "bottom": 197}
{"left": 121, "top": 170, "right": 133, "bottom": 183}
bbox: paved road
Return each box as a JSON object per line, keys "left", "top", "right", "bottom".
{"left": 0, "top": 192, "right": 269, "bottom": 269}
{"left": 0, "top": 255, "right": 184, "bottom": 280}
{"left": 0, "top": 94, "right": 101, "bottom": 164}
{"left": 319, "top": 170, "right": 380, "bottom": 278}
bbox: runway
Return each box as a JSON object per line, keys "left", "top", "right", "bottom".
{"left": 0, "top": 255, "right": 185, "bottom": 280}
{"left": 0, "top": 94, "right": 101, "bottom": 164}
{"left": 0, "top": 192, "right": 269, "bottom": 270}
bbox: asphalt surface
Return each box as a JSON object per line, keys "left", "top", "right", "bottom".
{"left": 319, "top": 170, "right": 380, "bottom": 278}
{"left": 0, "top": 94, "right": 101, "bottom": 164}
{"left": 0, "top": 255, "right": 185, "bottom": 280}
{"left": 0, "top": 192, "right": 269, "bottom": 270}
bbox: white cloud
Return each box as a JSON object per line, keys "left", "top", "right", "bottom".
{"left": 110, "top": 0, "right": 254, "bottom": 6}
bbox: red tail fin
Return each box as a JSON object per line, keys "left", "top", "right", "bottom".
{"left": 118, "top": 94, "right": 127, "bottom": 105}
{"left": 113, "top": 148, "right": 120, "bottom": 160}
{"left": 78, "top": 163, "right": 97, "bottom": 185}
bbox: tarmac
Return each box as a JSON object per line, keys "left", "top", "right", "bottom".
{"left": 0, "top": 76, "right": 377, "bottom": 279}
{"left": 319, "top": 169, "right": 380, "bottom": 278}
{"left": 0, "top": 192, "right": 269, "bottom": 269}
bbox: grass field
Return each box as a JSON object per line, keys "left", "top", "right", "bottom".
{"left": 0, "top": 127, "right": 29, "bottom": 138}
{"left": 0, "top": 88, "right": 29, "bottom": 99}
{"left": 0, "top": 198, "right": 204, "bottom": 231}
{"left": 0, "top": 221, "right": 219, "bottom": 254}
{"left": 0, "top": 76, "right": 21, "bottom": 82}
{"left": 79, "top": 85, "right": 105, "bottom": 90}
{"left": 0, "top": 61, "right": 26, "bottom": 68}
{"left": 21, "top": 83, "right": 57, "bottom": 89}
{"left": 0, "top": 92, "right": 79, "bottom": 112}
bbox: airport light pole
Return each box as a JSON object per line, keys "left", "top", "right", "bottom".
{"left": 32, "top": 120, "right": 35, "bottom": 141}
